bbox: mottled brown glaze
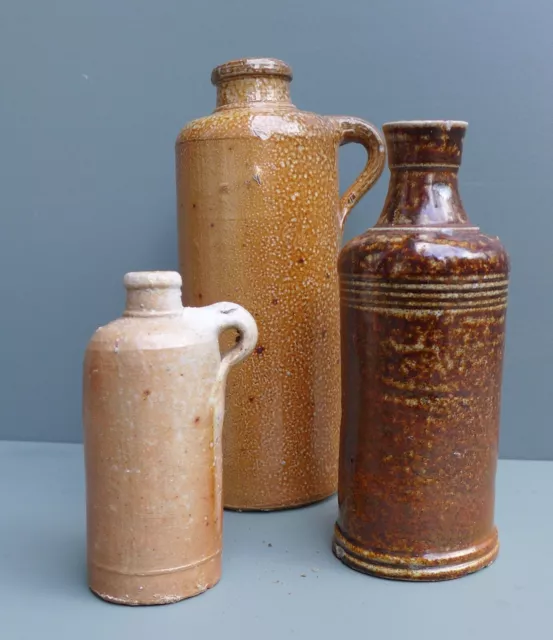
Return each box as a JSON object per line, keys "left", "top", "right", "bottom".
{"left": 333, "top": 121, "right": 509, "bottom": 580}
{"left": 175, "top": 58, "right": 385, "bottom": 510}
{"left": 83, "top": 272, "right": 257, "bottom": 604}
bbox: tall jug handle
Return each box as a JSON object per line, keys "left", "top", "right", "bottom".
{"left": 205, "top": 302, "right": 258, "bottom": 380}
{"left": 330, "top": 116, "right": 386, "bottom": 229}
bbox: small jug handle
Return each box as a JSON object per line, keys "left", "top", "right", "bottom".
{"left": 330, "top": 116, "right": 386, "bottom": 229}
{"left": 207, "top": 302, "right": 258, "bottom": 378}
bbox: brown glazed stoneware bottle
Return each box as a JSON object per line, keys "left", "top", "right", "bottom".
{"left": 333, "top": 121, "right": 509, "bottom": 581}
{"left": 83, "top": 271, "right": 257, "bottom": 605}
{"left": 175, "top": 58, "right": 385, "bottom": 511}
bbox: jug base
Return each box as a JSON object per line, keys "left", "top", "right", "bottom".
{"left": 88, "top": 552, "right": 221, "bottom": 605}
{"left": 332, "top": 524, "right": 498, "bottom": 581}
{"left": 224, "top": 490, "right": 336, "bottom": 512}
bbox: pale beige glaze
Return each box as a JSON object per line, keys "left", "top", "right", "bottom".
{"left": 83, "top": 272, "right": 257, "bottom": 604}
{"left": 176, "top": 58, "right": 386, "bottom": 510}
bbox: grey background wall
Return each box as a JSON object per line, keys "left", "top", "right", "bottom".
{"left": 0, "top": 0, "right": 550, "bottom": 458}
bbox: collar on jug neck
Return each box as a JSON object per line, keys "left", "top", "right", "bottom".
{"left": 212, "top": 58, "right": 293, "bottom": 110}
{"left": 123, "top": 272, "right": 183, "bottom": 317}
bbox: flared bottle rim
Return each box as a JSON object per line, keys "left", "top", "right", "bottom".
{"left": 383, "top": 120, "right": 468, "bottom": 130}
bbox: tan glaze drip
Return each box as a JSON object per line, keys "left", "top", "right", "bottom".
{"left": 83, "top": 272, "right": 257, "bottom": 604}
{"left": 176, "top": 58, "right": 385, "bottom": 511}
{"left": 333, "top": 121, "right": 510, "bottom": 581}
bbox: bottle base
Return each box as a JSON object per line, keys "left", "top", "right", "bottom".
{"left": 88, "top": 552, "right": 221, "bottom": 605}
{"left": 332, "top": 524, "right": 499, "bottom": 581}
{"left": 224, "top": 491, "right": 336, "bottom": 512}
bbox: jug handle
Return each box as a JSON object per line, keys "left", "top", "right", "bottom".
{"left": 207, "top": 302, "right": 259, "bottom": 379}
{"left": 330, "top": 116, "right": 386, "bottom": 230}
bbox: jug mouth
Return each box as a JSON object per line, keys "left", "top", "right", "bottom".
{"left": 124, "top": 271, "right": 182, "bottom": 290}
{"left": 211, "top": 58, "right": 293, "bottom": 85}
{"left": 123, "top": 272, "right": 183, "bottom": 317}
{"left": 383, "top": 120, "right": 468, "bottom": 130}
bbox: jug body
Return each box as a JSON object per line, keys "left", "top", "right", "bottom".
{"left": 176, "top": 58, "right": 385, "bottom": 510}
{"left": 83, "top": 272, "right": 257, "bottom": 604}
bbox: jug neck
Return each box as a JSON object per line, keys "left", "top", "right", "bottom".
{"left": 211, "top": 58, "right": 293, "bottom": 110}
{"left": 123, "top": 272, "right": 183, "bottom": 317}
{"left": 376, "top": 121, "right": 473, "bottom": 228}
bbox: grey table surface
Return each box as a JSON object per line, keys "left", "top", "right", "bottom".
{"left": 0, "top": 441, "right": 550, "bottom": 639}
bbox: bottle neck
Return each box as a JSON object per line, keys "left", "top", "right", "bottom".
{"left": 376, "top": 167, "right": 470, "bottom": 228}
{"left": 124, "top": 288, "right": 183, "bottom": 317}
{"left": 123, "top": 272, "right": 183, "bottom": 317}
{"left": 215, "top": 76, "right": 292, "bottom": 110}
{"left": 377, "top": 121, "right": 472, "bottom": 228}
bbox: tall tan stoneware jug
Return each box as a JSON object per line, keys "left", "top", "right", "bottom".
{"left": 176, "top": 58, "right": 386, "bottom": 510}
{"left": 83, "top": 272, "right": 257, "bottom": 604}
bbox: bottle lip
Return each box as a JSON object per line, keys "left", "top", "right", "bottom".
{"left": 123, "top": 271, "right": 182, "bottom": 290}
{"left": 383, "top": 120, "right": 468, "bottom": 130}
{"left": 211, "top": 58, "right": 293, "bottom": 85}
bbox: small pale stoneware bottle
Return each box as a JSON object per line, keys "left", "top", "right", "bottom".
{"left": 176, "top": 57, "right": 386, "bottom": 511}
{"left": 83, "top": 271, "right": 258, "bottom": 605}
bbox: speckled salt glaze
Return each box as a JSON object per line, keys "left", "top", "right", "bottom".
{"left": 333, "top": 121, "right": 510, "bottom": 581}
{"left": 83, "top": 271, "right": 257, "bottom": 605}
{"left": 175, "top": 58, "right": 385, "bottom": 511}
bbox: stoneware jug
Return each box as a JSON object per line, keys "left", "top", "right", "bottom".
{"left": 333, "top": 121, "right": 509, "bottom": 581}
{"left": 83, "top": 271, "right": 258, "bottom": 604}
{"left": 176, "top": 57, "right": 385, "bottom": 511}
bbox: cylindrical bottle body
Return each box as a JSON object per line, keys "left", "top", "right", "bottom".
{"left": 335, "top": 228, "right": 509, "bottom": 580}
{"left": 176, "top": 109, "right": 342, "bottom": 510}
{"left": 83, "top": 320, "right": 223, "bottom": 604}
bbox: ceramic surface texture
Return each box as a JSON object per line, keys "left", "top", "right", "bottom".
{"left": 175, "top": 58, "right": 385, "bottom": 510}
{"left": 83, "top": 271, "right": 257, "bottom": 604}
{"left": 333, "top": 121, "right": 509, "bottom": 580}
